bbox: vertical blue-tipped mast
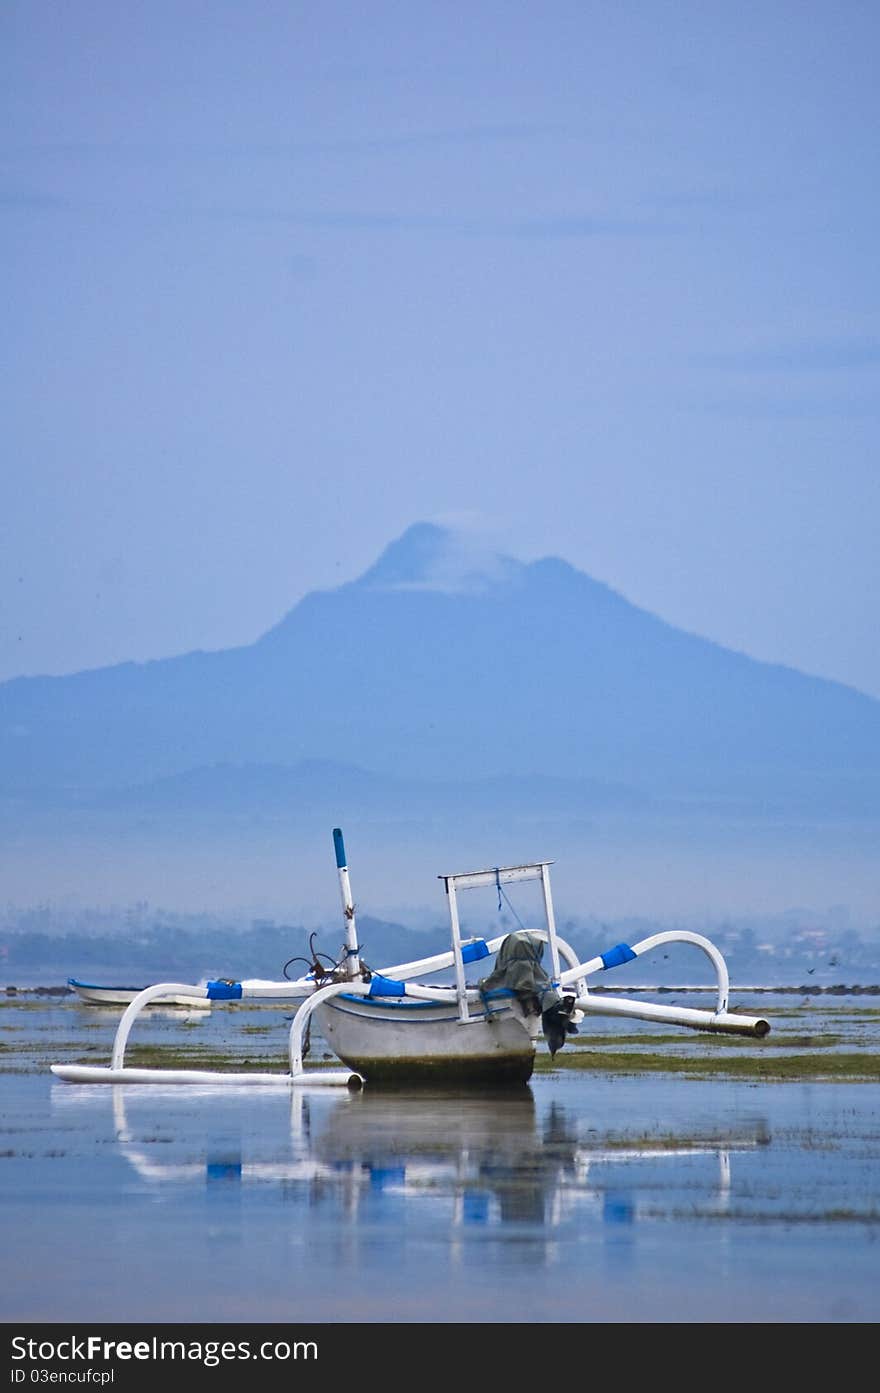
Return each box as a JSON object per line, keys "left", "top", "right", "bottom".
{"left": 332, "top": 828, "right": 361, "bottom": 979}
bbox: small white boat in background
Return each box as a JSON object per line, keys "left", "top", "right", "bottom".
{"left": 67, "top": 979, "right": 211, "bottom": 1009}
{"left": 51, "top": 828, "right": 771, "bottom": 1089}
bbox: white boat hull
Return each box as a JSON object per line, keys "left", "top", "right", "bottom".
{"left": 313, "top": 993, "right": 537, "bottom": 1084}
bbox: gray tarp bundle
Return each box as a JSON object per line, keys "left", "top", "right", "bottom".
{"left": 477, "top": 931, "right": 578, "bottom": 1055}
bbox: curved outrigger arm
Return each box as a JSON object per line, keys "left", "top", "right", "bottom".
{"left": 288, "top": 978, "right": 369, "bottom": 1074}
{"left": 556, "top": 929, "right": 769, "bottom": 1038}
{"left": 52, "top": 977, "right": 364, "bottom": 1088}
{"left": 109, "top": 979, "right": 316, "bottom": 1070}
{"left": 381, "top": 928, "right": 768, "bottom": 1037}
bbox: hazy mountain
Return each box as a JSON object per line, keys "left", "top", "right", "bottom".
{"left": 3, "top": 522, "right": 879, "bottom": 810}
{"left": 2, "top": 523, "right": 879, "bottom": 921}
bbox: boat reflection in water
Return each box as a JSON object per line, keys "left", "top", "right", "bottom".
{"left": 104, "top": 1085, "right": 771, "bottom": 1255}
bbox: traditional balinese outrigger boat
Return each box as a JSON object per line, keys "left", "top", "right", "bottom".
{"left": 50, "top": 829, "right": 770, "bottom": 1089}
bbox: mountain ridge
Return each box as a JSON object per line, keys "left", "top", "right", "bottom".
{"left": 2, "top": 523, "right": 879, "bottom": 806}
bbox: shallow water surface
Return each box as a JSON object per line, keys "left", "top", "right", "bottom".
{"left": 1, "top": 992, "right": 878, "bottom": 1323}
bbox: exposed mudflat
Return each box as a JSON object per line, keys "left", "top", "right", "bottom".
{"left": 2, "top": 988, "right": 878, "bottom": 1323}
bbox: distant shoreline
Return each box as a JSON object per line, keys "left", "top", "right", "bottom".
{"left": 5, "top": 981, "right": 880, "bottom": 998}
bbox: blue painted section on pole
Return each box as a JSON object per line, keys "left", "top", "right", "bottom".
{"left": 206, "top": 1160, "right": 242, "bottom": 1182}
{"left": 368, "top": 975, "right": 406, "bottom": 998}
{"left": 604, "top": 1193, "right": 635, "bottom": 1224}
{"left": 463, "top": 1192, "right": 490, "bottom": 1224}
{"left": 600, "top": 943, "right": 637, "bottom": 970}
{"left": 461, "top": 938, "right": 490, "bottom": 964}
{"left": 333, "top": 827, "right": 346, "bottom": 869}
{"left": 370, "top": 1166, "right": 406, "bottom": 1191}
{"left": 206, "top": 980, "right": 243, "bottom": 1000}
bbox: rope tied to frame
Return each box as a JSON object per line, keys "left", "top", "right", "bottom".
{"left": 494, "top": 868, "right": 526, "bottom": 930}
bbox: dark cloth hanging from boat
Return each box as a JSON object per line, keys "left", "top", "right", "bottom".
{"left": 478, "top": 931, "right": 558, "bottom": 1008}
{"left": 477, "top": 931, "right": 578, "bottom": 1055}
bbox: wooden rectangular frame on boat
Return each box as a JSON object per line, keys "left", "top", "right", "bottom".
{"left": 440, "top": 860, "right": 560, "bottom": 1023}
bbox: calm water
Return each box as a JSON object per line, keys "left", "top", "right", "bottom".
{"left": 2, "top": 991, "right": 879, "bottom": 1324}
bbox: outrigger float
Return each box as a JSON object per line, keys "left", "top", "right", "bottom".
{"left": 50, "top": 829, "right": 770, "bottom": 1089}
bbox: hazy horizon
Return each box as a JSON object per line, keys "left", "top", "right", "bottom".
{"left": 2, "top": 811, "right": 877, "bottom": 926}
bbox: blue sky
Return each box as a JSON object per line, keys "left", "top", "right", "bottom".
{"left": 3, "top": 1, "right": 879, "bottom": 695}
